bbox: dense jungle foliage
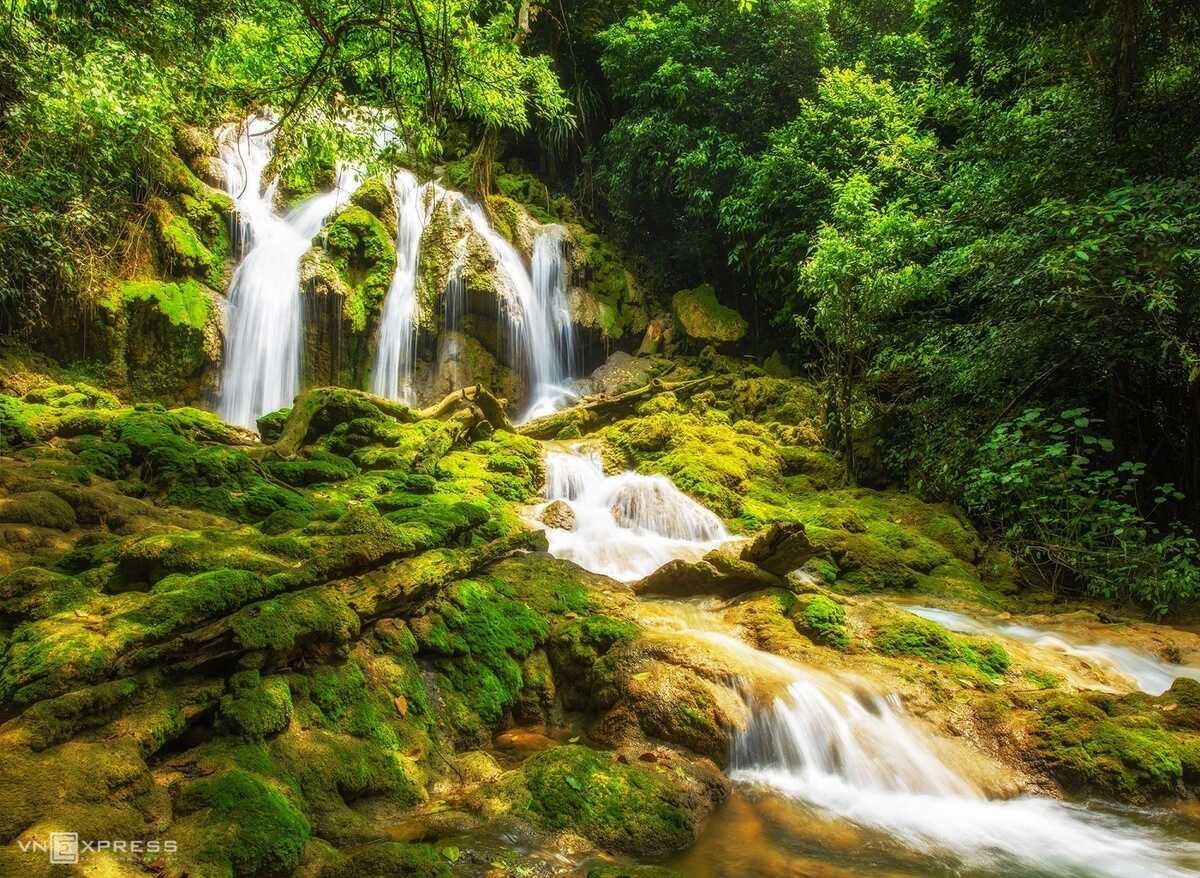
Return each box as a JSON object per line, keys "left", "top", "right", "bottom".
{"left": 1, "top": 0, "right": 1199, "bottom": 614}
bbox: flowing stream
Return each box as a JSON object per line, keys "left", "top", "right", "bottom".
{"left": 901, "top": 604, "right": 1200, "bottom": 695}
{"left": 216, "top": 115, "right": 359, "bottom": 428}
{"left": 538, "top": 448, "right": 1200, "bottom": 877}
{"left": 541, "top": 447, "right": 728, "bottom": 581}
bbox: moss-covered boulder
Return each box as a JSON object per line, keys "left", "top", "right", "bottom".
{"left": 520, "top": 744, "right": 726, "bottom": 856}
{"left": 1022, "top": 689, "right": 1200, "bottom": 801}
{"left": 671, "top": 285, "right": 747, "bottom": 345}
{"left": 99, "top": 278, "right": 223, "bottom": 402}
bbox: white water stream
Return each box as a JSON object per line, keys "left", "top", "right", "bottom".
{"left": 539, "top": 448, "right": 1200, "bottom": 877}
{"left": 371, "top": 170, "right": 428, "bottom": 403}
{"left": 215, "top": 115, "right": 359, "bottom": 428}
{"left": 903, "top": 604, "right": 1200, "bottom": 695}
{"left": 540, "top": 448, "right": 728, "bottom": 581}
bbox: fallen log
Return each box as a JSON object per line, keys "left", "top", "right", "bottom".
{"left": 517, "top": 375, "right": 717, "bottom": 440}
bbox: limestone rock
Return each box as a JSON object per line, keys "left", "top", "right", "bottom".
{"left": 671, "top": 284, "right": 747, "bottom": 344}
{"left": 634, "top": 552, "right": 783, "bottom": 599}
{"left": 539, "top": 499, "right": 576, "bottom": 531}
{"left": 589, "top": 351, "right": 661, "bottom": 396}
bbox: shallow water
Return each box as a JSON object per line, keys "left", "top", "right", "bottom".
{"left": 903, "top": 604, "right": 1200, "bottom": 695}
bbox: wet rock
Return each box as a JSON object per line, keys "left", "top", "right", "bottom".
{"left": 634, "top": 552, "right": 783, "bottom": 599}
{"left": 739, "top": 522, "right": 818, "bottom": 577}
{"left": 539, "top": 499, "right": 576, "bottom": 530}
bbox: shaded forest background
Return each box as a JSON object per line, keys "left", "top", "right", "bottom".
{"left": 1, "top": 0, "right": 1199, "bottom": 611}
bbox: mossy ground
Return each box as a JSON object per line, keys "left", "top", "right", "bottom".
{"left": 4, "top": 349, "right": 1200, "bottom": 877}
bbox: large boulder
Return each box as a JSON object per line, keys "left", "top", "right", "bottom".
{"left": 589, "top": 351, "right": 662, "bottom": 396}
{"left": 634, "top": 524, "right": 816, "bottom": 598}
{"left": 671, "top": 284, "right": 747, "bottom": 345}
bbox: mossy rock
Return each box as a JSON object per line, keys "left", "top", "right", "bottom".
{"left": 321, "top": 842, "right": 451, "bottom": 878}
{"left": 794, "top": 594, "right": 850, "bottom": 649}
{"left": 671, "top": 284, "right": 747, "bottom": 344}
{"left": 174, "top": 768, "right": 311, "bottom": 875}
{"left": 875, "top": 615, "right": 1009, "bottom": 677}
{"left": 522, "top": 745, "right": 698, "bottom": 856}
{"left": 1027, "top": 690, "right": 1199, "bottom": 800}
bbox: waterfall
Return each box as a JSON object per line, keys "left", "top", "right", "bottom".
{"left": 902, "top": 605, "right": 1200, "bottom": 695}
{"left": 458, "top": 204, "right": 575, "bottom": 421}
{"left": 371, "top": 170, "right": 427, "bottom": 403}
{"left": 730, "top": 664, "right": 1200, "bottom": 876}
{"left": 216, "top": 115, "right": 359, "bottom": 429}
{"left": 525, "top": 226, "right": 576, "bottom": 420}
{"left": 369, "top": 178, "right": 575, "bottom": 416}
{"left": 540, "top": 448, "right": 729, "bottom": 581}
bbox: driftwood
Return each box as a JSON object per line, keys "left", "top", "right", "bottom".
{"left": 418, "top": 384, "right": 514, "bottom": 433}
{"left": 517, "top": 375, "right": 717, "bottom": 440}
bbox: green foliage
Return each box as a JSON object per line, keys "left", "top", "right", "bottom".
{"left": 965, "top": 408, "right": 1200, "bottom": 612}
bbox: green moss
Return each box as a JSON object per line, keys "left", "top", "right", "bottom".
{"left": 219, "top": 670, "right": 294, "bottom": 739}
{"left": 320, "top": 205, "right": 397, "bottom": 332}
{"left": 1029, "top": 692, "right": 1196, "bottom": 799}
{"left": 257, "top": 407, "right": 291, "bottom": 443}
{"left": 321, "top": 843, "right": 451, "bottom": 878}
{"left": 264, "top": 450, "right": 358, "bottom": 487}
{"left": 671, "top": 284, "right": 747, "bottom": 344}
{"left": 875, "top": 616, "right": 1009, "bottom": 677}
{"left": 351, "top": 176, "right": 394, "bottom": 218}
{"left": 0, "top": 490, "right": 77, "bottom": 530}
{"left": 176, "top": 769, "right": 311, "bottom": 875}
{"left": 524, "top": 745, "right": 694, "bottom": 855}
{"left": 412, "top": 577, "right": 546, "bottom": 742}
{"left": 565, "top": 222, "right": 646, "bottom": 339}
{"left": 108, "top": 279, "right": 211, "bottom": 331}
{"left": 796, "top": 594, "right": 850, "bottom": 649}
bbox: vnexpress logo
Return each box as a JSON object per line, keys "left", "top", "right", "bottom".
{"left": 49, "top": 832, "right": 78, "bottom": 864}
{"left": 17, "top": 833, "right": 176, "bottom": 863}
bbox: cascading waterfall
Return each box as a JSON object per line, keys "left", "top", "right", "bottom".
{"left": 216, "top": 116, "right": 360, "bottom": 428}
{"left": 902, "top": 604, "right": 1200, "bottom": 695}
{"left": 371, "top": 170, "right": 428, "bottom": 403}
{"left": 369, "top": 177, "right": 575, "bottom": 416}
{"left": 458, "top": 203, "right": 574, "bottom": 421}
{"left": 435, "top": 237, "right": 469, "bottom": 390}
{"left": 540, "top": 448, "right": 729, "bottom": 581}
{"left": 539, "top": 447, "right": 1200, "bottom": 878}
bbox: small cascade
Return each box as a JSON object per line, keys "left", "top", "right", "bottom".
{"left": 728, "top": 663, "right": 1200, "bottom": 876}
{"left": 903, "top": 605, "right": 1200, "bottom": 695}
{"left": 539, "top": 448, "right": 728, "bottom": 581}
{"left": 435, "top": 237, "right": 469, "bottom": 389}
{"left": 216, "top": 115, "right": 359, "bottom": 428}
{"left": 371, "top": 170, "right": 427, "bottom": 403}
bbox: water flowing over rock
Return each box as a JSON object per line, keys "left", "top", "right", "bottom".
{"left": 371, "top": 170, "right": 427, "bottom": 403}
{"left": 903, "top": 604, "right": 1200, "bottom": 695}
{"left": 540, "top": 448, "right": 729, "bottom": 581}
{"left": 365, "top": 179, "right": 576, "bottom": 417}
{"left": 216, "top": 115, "right": 360, "bottom": 428}
{"left": 728, "top": 644, "right": 1200, "bottom": 876}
